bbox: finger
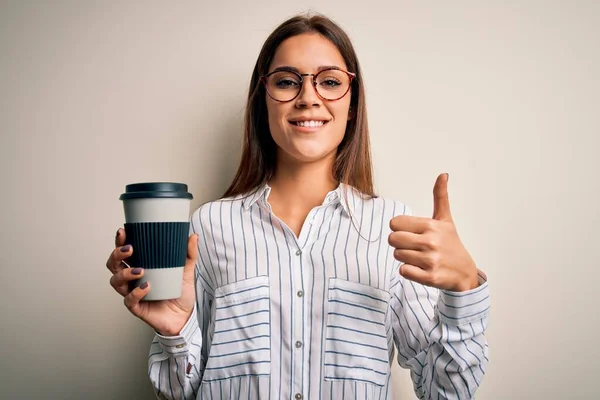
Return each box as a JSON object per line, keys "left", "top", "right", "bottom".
{"left": 105, "top": 244, "right": 133, "bottom": 274}
{"left": 115, "top": 228, "right": 126, "bottom": 247}
{"left": 393, "top": 249, "right": 433, "bottom": 270}
{"left": 183, "top": 234, "right": 199, "bottom": 284}
{"left": 390, "top": 215, "right": 431, "bottom": 234}
{"left": 433, "top": 173, "right": 453, "bottom": 222}
{"left": 110, "top": 267, "right": 144, "bottom": 296}
{"left": 388, "top": 231, "right": 427, "bottom": 251}
{"left": 123, "top": 281, "right": 150, "bottom": 317}
{"left": 399, "top": 263, "right": 435, "bottom": 287}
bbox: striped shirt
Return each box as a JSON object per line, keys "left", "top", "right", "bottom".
{"left": 148, "top": 183, "right": 490, "bottom": 400}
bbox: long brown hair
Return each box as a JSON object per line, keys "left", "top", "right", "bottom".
{"left": 223, "top": 13, "right": 375, "bottom": 198}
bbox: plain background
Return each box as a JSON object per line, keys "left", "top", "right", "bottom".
{"left": 1, "top": 1, "right": 598, "bottom": 399}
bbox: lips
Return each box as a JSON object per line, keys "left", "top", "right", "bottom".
{"left": 288, "top": 117, "right": 331, "bottom": 129}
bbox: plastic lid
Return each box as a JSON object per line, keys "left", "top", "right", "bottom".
{"left": 119, "top": 182, "right": 193, "bottom": 200}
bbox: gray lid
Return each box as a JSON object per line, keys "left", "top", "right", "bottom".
{"left": 119, "top": 182, "right": 193, "bottom": 200}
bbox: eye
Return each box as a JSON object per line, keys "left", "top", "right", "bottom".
{"left": 272, "top": 73, "right": 300, "bottom": 89}
{"left": 275, "top": 78, "right": 298, "bottom": 88}
{"left": 319, "top": 78, "right": 342, "bottom": 88}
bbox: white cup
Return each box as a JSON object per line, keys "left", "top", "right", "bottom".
{"left": 120, "top": 183, "right": 193, "bottom": 301}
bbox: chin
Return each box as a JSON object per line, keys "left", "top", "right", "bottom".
{"left": 287, "top": 147, "right": 337, "bottom": 164}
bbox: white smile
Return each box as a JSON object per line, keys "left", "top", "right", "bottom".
{"left": 292, "top": 120, "right": 326, "bottom": 127}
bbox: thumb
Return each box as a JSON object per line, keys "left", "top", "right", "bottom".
{"left": 183, "top": 233, "right": 199, "bottom": 282}
{"left": 432, "top": 173, "right": 453, "bottom": 222}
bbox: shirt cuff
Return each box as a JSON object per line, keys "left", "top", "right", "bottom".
{"left": 154, "top": 305, "right": 198, "bottom": 355}
{"left": 438, "top": 270, "right": 490, "bottom": 326}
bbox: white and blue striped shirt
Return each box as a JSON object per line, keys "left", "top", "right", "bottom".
{"left": 148, "top": 183, "right": 490, "bottom": 399}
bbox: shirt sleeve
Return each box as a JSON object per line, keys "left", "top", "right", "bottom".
{"left": 148, "top": 306, "right": 203, "bottom": 400}
{"left": 147, "top": 207, "right": 216, "bottom": 399}
{"left": 389, "top": 271, "right": 490, "bottom": 399}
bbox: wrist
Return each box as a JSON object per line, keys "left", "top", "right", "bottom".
{"left": 156, "top": 327, "right": 181, "bottom": 337}
{"left": 156, "top": 310, "right": 193, "bottom": 336}
{"left": 449, "top": 271, "right": 479, "bottom": 292}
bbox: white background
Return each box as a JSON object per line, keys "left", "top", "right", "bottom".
{"left": 1, "top": 1, "right": 598, "bottom": 398}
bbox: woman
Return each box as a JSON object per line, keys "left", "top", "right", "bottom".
{"left": 106, "top": 13, "right": 489, "bottom": 400}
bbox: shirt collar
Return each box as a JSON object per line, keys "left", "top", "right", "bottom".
{"left": 242, "top": 182, "right": 356, "bottom": 216}
{"left": 242, "top": 183, "right": 269, "bottom": 210}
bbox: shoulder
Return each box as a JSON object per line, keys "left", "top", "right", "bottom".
{"left": 347, "top": 187, "right": 413, "bottom": 218}
{"left": 190, "top": 192, "right": 252, "bottom": 228}
{"left": 371, "top": 195, "right": 412, "bottom": 216}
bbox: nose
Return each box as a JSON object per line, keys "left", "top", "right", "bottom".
{"left": 295, "top": 76, "right": 321, "bottom": 108}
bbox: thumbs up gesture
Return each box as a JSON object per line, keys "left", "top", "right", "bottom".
{"left": 388, "top": 173, "right": 479, "bottom": 292}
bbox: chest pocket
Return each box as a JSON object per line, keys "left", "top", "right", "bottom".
{"left": 202, "top": 275, "right": 271, "bottom": 382}
{"left": 324, "top": 278, "right": 391, "bottom": 387}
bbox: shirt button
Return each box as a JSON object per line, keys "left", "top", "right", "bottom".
{"left": 175, "top": 344, "right": 185, "bottom": 349}
{"left": 295, "top": 341, "right": 302, "bottom": 348}
{"left": 297, "top": 290, "right": 303, "bottom": 297}
{"left": 295, "top": 249, "right": 302, "bottom": 256}
{"left": 295, "top": 393, "right": 302, "bottom": 400}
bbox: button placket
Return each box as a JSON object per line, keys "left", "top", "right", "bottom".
{"left": 291, "top": 232, "right": 305, "bottom": 399}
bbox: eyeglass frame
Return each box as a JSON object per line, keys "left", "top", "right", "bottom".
{"left": 260, "top": 67, "right": 357, "bottom": 103}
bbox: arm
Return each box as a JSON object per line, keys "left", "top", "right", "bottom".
{"left": 389, "top": 271, "right": 490, "bottom": 399}
{"left": 147, "top": 208, "right": 216, "bottom": 399}
{"left": 148, "top": 306, "right": 203, "bottom": 400}
{"left": 388, "top": 175, "right": 490, "bottom": 398}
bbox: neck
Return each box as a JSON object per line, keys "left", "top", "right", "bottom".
{"left": 268, "top": 153, "right": 338, "bottom": 209}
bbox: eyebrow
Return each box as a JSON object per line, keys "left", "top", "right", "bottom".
{"left": 270, "top": 65, "right": 342, "bottom": 73}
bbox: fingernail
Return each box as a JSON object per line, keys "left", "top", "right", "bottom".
{"left": 115, "top": 229, "right": 120, "bottom": 238}
{"left": 120, "top": 245, "right": 131, "bottom": 253}
{"left": 140, "top": 282, "right": 148, "bottom": 289}
{"left": 131, "top": 267, "right": 143, "bottom": 275}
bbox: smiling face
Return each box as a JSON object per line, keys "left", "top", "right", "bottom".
{"left": 265, "top": 33, "right": 352, "bottom": 166}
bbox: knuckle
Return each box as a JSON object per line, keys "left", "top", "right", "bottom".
{"left": 121, "top": 268, "right": 131, "bottom": 280}
{"left": 430, "top": 253, "right": 441, "bottom": 269}
{"left": 424, "top": 253, "right": 439, "bottom": 269}
{"left": 123, "top": 294, "right": 134, "bottom": 310}
{"left": 429, "top": 272, "right": 442, "bottom": 287}
{"left": 425, "top": 220, "right": 436, "bottom": 231}
{"left": 423, "top": 237, "right": 437, "bottom": 250}
{"left": 110, "top": 271, "right": 124, "bottom": 288}
{"left": 106, "top": 254, "right": 116, "bottom": 270}
{"left": 111, "top": 248, "right": 121, "bottom": 262}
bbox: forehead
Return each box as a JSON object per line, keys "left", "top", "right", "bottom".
{"left": 269, "top": 33, "right": 347, "bottom": 72}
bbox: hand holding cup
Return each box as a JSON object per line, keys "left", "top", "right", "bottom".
{"left": 106, "top": 182, "right": 198, "bottom": 336}
{"left": 107, "top": 230, "right": 198, "bottom": 335}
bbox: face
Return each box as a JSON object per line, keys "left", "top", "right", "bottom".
{"left": 265, "top": 33, "right": 352, "bottom": 165}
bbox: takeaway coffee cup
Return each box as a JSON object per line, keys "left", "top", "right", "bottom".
{"left": 119, "top": 182, "right": 193, "bottom": 301}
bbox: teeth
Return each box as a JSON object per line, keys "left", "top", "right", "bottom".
{"left": 295, "top": 120, "right": 325, "bottom": 127}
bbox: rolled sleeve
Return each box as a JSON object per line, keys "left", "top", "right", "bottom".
{"left": 438, "top": 270, "right": 490, "bottom": 326}
{"left": 154, "top": 305, "right": 198, "bottom": 355}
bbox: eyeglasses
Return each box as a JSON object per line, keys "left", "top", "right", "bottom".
{"left": 261, "top": 67, "right": 356, "bottom": 102}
